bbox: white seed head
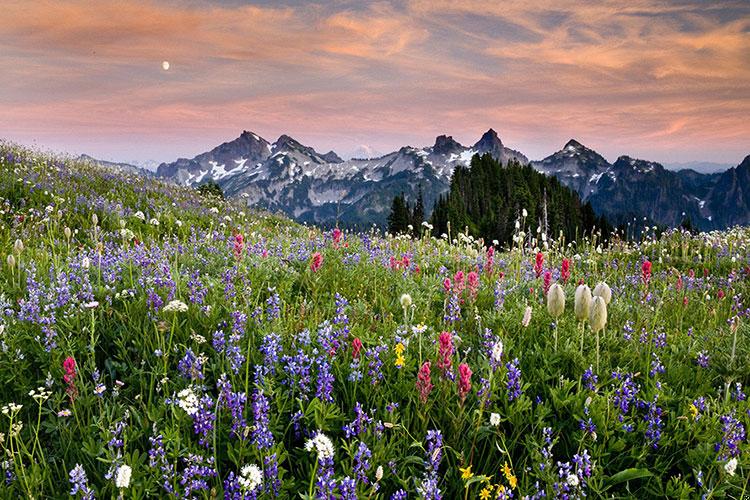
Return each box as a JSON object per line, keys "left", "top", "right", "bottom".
{"left": 547, "top": 283, "right": 565, "bottom": 318}
{"left": 400, "top": 293, "right": 412, "bottom": 309}
{"left": 589, "top": 296, "right": 608, "bottom": 333}
{"left": 593, "top": 282, "right": 612, "bottom": 305}
{"left": 574, "top": 284, "right": 592, "bottom": 321}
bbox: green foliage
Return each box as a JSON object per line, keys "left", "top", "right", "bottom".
{"left": 431, "top": 154, "right": 612, "bottom": 245}
{"left": 196, "top": 180, "right": 224, "bottom": 199}
{"left": 0, "top": 143, "right": 747, "bottom": 499}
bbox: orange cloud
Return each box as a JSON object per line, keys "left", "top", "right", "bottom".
{"left": 0, "top": 0, "right": 748, "bottom": 165}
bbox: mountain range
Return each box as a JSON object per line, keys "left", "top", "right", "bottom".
{"left": 100, "top": 130, "right": 749, "bottom": 231}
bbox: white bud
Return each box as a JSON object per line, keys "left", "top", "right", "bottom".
{"left": 574, "top": 285, "right": 592, "bottom": 322}
{"left": 13, "top": 239, "right": 23, "bottom": 254}
{"left": 547, "top": 283, "right": 565, "bottom": 318}
{"left": 589, "top": 296, "right": 608, "bottom": 333}
{"left": 375, "top": 465, "right": 383, "bottom": 481}
{"left": 64, "top": 227, "right": 72, "bottom": 239}
{"left": 91, "top": 213, "right": 98, "bottom": 226}
{"left": 592, "top": 282, "right": 612, "bottom": 305}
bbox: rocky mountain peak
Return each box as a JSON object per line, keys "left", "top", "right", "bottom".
{"left": 433, "top": 135, "right": 463, "bottom": 155}
{"left": 474, "top": 128, "right": 503, "bottom": 151}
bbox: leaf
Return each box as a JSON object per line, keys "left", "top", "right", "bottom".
{"left": 605, "top": 468, "right": 654, "bottom": 488}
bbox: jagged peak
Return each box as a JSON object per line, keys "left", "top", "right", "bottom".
{"left": 474, "top": 128, "right": 503, "bottom": 149}
{"left": 563, "top": 139, "right": 585, "bottom": 151}
{"left": 433, "top": 135, "right": 463, "bottom": 154}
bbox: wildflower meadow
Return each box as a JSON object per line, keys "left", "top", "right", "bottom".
{"left": 0, "top": 143, "right": 748, "bottom": 499}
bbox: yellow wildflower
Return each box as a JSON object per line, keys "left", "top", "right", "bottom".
{"left": 395, "top": 342, "right": 405, "bottom": 355}
{"left": 689, "top": 403, "right": 698, "bottom": 419}
{"left": 395, "top": 354, "right": 405, "bottom": 368}
{"left": 479, "top": 487, "right": 491, "bottom": 500}
{"left": 459, "top": 464, "right": 474, "bottom": 480}
{"left": 508, "top": 474, "right": 517, "bottom": 489}
{"left": 502, "top": 462, "right": 517, "bottom": 489}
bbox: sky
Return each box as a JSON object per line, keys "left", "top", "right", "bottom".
{"left": 1, "top": 0, "right": 748, "bottom": 167}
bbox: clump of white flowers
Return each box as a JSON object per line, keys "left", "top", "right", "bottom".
{"left": 238, "top": 464, "right": 263, "bottom": 492}
{"left": 163, "top": 300, "right": 188, "bottom": 313}
{"left": 305, "top": 431, "right": 335, "bottom": 461}
{"left": 115, "top": 464, "right": 132, "bottom": 488}
{"left": 177, "top": 387, "right": 199, "bottom": 415}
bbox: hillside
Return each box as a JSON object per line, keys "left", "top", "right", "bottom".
{"left": 0, "top": 143, "right": 748, "bottom": 498}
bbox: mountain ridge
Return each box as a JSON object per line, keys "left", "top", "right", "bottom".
{"left": 149, "top": 129, "right": 749, "bottom": 230}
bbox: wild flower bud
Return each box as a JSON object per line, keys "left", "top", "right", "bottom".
{"left": 522, "top": 305, "right": 532, "bottom": 327}
{"left": 6, "top": 254, "right": 15, "bottom": 269}
{"left": 589, "top": 296, "right": 608, "bottom": 333}
{"left": 593, "top": 282, "right": 612, "bottom": 305}
{"left": 574, "top": 284, "right": 592, "bottom": 321}
{"left": 13, "top": 239, "right": 23, "bottom": 254}
{"left": 91, "top": 213, "right": 98, "bottom": 226}
{"left": 400, "top": 293, "right": 412, "bottom": 309}
{"left": 547, "top": 283, "right": 565, "bottom": 318}
{"left": 64, "top": 227, "right": 72, "bottom": 239}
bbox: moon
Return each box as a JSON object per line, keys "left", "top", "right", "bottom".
{"left": 162, "top": 61, "right": 170, "bottom": 71}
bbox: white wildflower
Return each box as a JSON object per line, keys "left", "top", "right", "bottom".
{"left": 491, "top": 340, "right": 503, "bottom": 364}
{"left": 163, "top": 300, "right": 188, "bottom": 313}
{"left": 177, "top": 387, "right": 199, "bottom": 415}
{"left": 490, "top": 413, "right": 501, "bottom": 426}
{"left": 566, "top": 474, "right": 579, "bottom": 487}
{"left": 115, "top": 464, "right": 132, "bottom": 488}
{"left": 133, "top": 211, "right": 145, "bottom": 221}
{"left": 238, "top": 464, "right": 263, "bottom": 492}
{"left": 724, "top": 457, "right": 737, "bottom": 476}
{"left": 305, "top": 431, "right": 335, "bottom": 460}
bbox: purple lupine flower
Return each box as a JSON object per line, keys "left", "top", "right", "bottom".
{"left": 257, "top": 332, "right": 282, "bottom": 383}
{"left": 642, "top": 394, "right": 664, "bottom": 448}
{"left": 315, "top": 356, "right": 335, "bottom": 403}
{"left": 265, "top": 287, "right": 281, "bottom": 320}
{"left": 217, "top": 374, "right": 247, "bottom": 439}
{"left": 649, "top": 353, "right": 665, "bottom": 378}
{"left": 418, "top": 429, "right": 443, "bottom": 500}
{"left": 282, "top": 349, "right": 313, "bottom": 399}
{"left": 494, "top": 279, "right": 506, "bottom": 311}
{"left": 148, "top": 431, "right": 176, "bottom": 495}
{"left": 696, "top": 350, "right": 710, "bottom": 368}
{"left": 444, "top": 292, "right": 461, "bottom": 323}
{"left": 178, "top": 348, "right": 205, "bottom": 381}
{"left": 226, "top": 311, "right": 247, "bottom": 374}
{"left": 506, "top": 358, "right": 522, "bottom": 402}
{"left": 69, "top": 464, "right": 95, "bottom": 499}
{"left": 180, "top": 454, "right": 217, "bottom": 497}
{"left": 366, "top": 343, "right": 388, "bottom": 385}
{"left": 582, "top": 365, "right": 598, "bottom": 391}
{"left": 264, "top": 453, "right": 281, "bottom": 496}
{"left": 339, "top": 476, "right": 357, "bottom": 499}
{"left": 343, "top": 402, "right": 374, "bottom": 439}
{"left": 353, "top": 441, "right": 372, "bottom": 484}
{"left": 251, "top": 383, "right": 274, "bottom": 450}
{"left": 313, "top": 455, "right": 337, "bottom": 500}
{"left": 715, "top": 411, "right": 746, "bottom": 460}
{"left": 391, "top": 490, "right": 408, "bottom": 500}
{"left": 192, "top": 395, "right": 216, "bottom": 448}
{"left": 612, "top": 371, "right": 640, "bottom": 432}
{"left": 622, "top": 320, "right": 634, "bottom": 341}
{"left": 223, "top": 471, "right": 242, "bottom": 500}
{"left": 731, "top": 382, "right": 746, "bottom": 402}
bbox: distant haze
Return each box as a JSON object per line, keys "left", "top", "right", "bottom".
{"left": 1, "top": 0, "right": 748, "bottom": 166}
